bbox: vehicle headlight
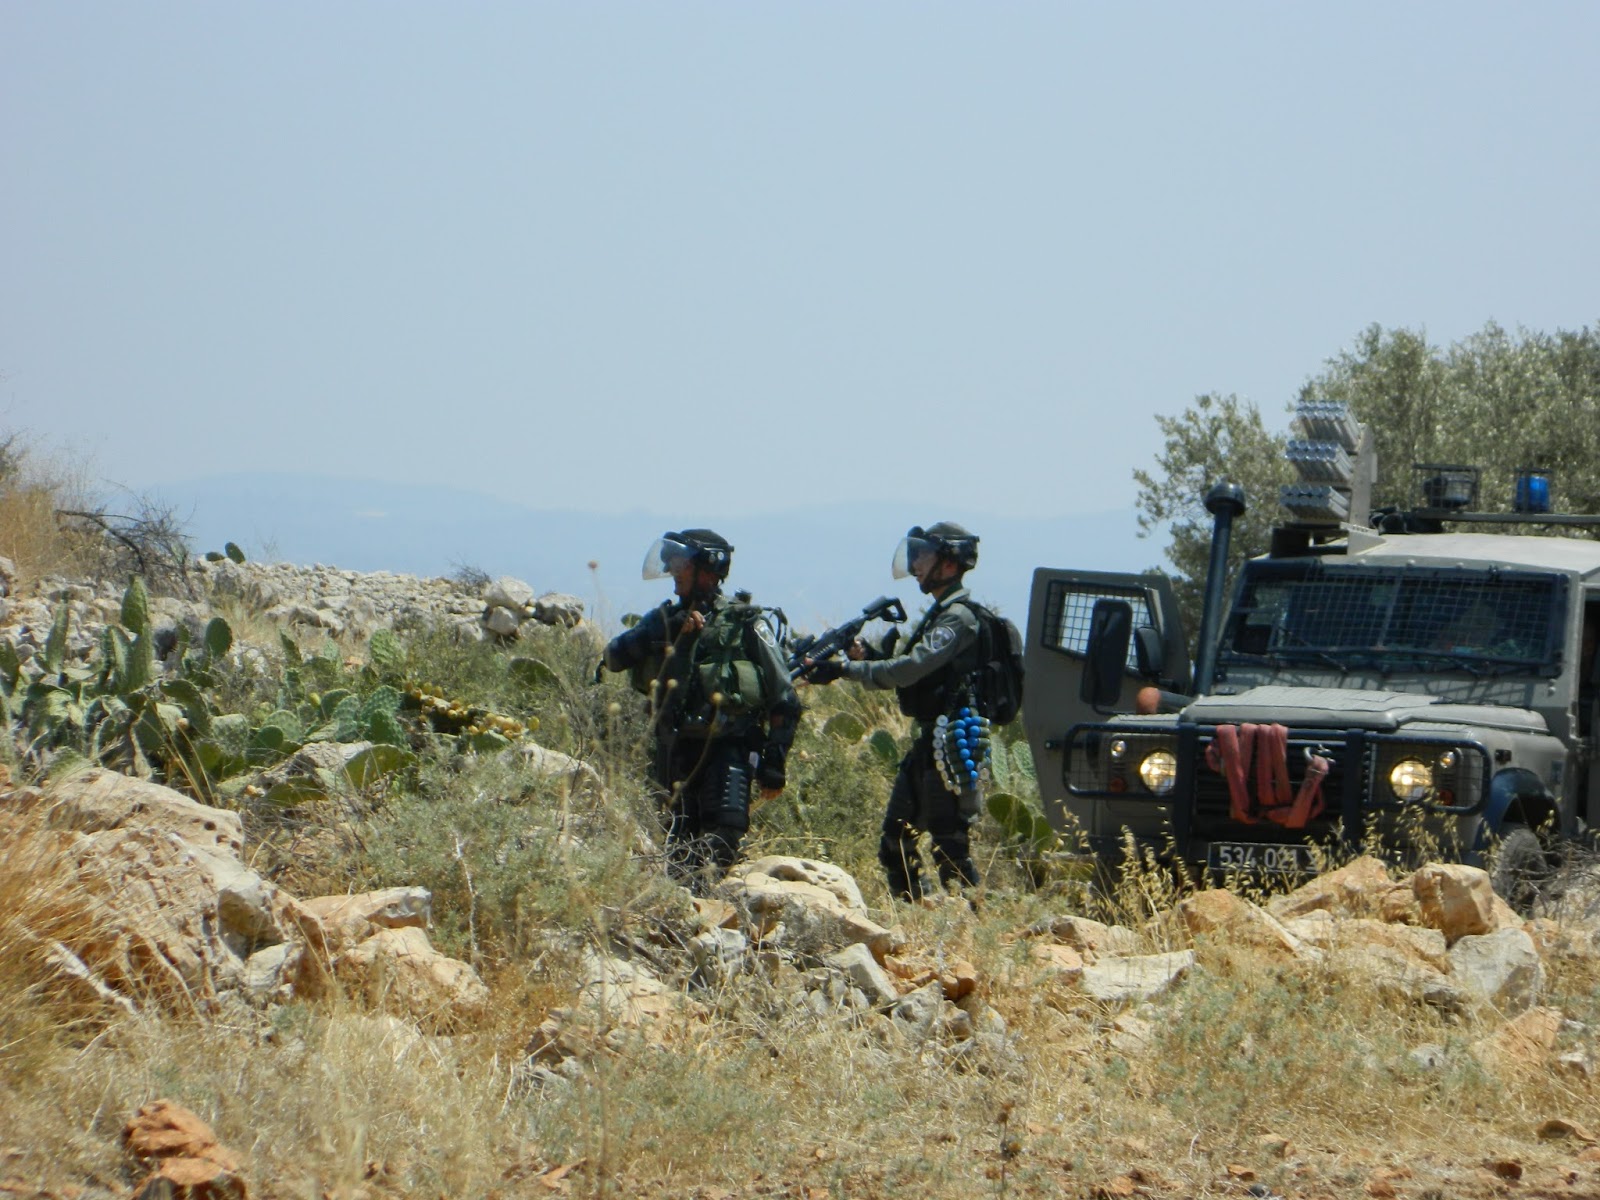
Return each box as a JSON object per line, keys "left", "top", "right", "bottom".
{"left": 1389, "top": 758, "right": 1434, "bottom": 802}
{"left": 1139, "top": 750, "right": 1178, "bottom": 795}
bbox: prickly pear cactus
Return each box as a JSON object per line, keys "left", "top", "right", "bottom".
{"left": 203, "top": 617, "right": 232, "bottom": 662}
{"left": 120, "top": 578, "right": 150, "bottom": 637}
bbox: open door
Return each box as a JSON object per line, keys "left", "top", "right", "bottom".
{"left": 1023, "top": 568, "right": 1189, "bottom": 831}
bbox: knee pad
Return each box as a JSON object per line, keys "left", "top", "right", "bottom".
{"left": 715, "top": 762, "right": 752, "bottom": 832}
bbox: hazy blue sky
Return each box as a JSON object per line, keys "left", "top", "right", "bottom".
{"left": 4, "top": 2, "right": 1599, "bottom": 525}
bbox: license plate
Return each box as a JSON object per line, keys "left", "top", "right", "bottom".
{"left": 1207, "top": 842, "right": 1311, "bottom": 873}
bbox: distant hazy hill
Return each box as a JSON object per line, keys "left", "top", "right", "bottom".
{"left": 152, "top": 473, "right": 1165, "bottom": 635}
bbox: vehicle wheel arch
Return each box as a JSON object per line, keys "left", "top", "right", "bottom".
{"left": 1478, "top": 766, "right": 1559, "bottom": 846}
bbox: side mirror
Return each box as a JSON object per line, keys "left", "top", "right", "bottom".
{"left": 1133, "top": 626, "right": 1165, "bottom": 680}
{"left": 1081, "top": 599, "right": 1133, "bottom": 709}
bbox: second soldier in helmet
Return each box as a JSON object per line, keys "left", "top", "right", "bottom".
{"left": 603, "top": 530, "right": 799, "bottom": 889}
{"left": 807, "top": 522, "right": 987, "bottom": 901}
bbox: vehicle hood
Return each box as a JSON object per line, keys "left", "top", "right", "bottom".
{"left": 1182, "top": 685, "right": 1550, "bottom": 735}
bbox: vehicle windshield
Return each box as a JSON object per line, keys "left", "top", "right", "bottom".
{"left": 1219, "top": 560, "right": 1567, "bottom": 678}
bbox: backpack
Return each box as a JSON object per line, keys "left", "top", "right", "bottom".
{"left": 687, "top": 602, "right": 772, "bottom": 718}
{"left": 957, "top": 600, "right": 1026, "bottom": 724}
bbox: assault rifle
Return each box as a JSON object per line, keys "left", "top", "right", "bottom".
{"left": 788, "top": 595, "right": 908, "bottom": 680}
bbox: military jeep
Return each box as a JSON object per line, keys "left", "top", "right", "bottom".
{"left": 1023, "top": 406, "right": 1600, "bottom": 901}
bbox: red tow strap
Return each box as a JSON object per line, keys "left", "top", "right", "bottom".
{"left": 1204, "top": 723, "right": 1330, "bottom": 829}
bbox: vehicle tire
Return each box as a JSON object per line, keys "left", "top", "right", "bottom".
{"left": 1490, "top": 824, "right": 1550, "bottom": 914}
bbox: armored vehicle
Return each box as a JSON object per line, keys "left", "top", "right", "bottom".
{"left": 1023, "top": 403, "right": 1600, "bottom": 901}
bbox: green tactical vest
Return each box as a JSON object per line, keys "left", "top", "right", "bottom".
{"left": 629, "top": 601, "right": 770, "bottom": 730}
{"left": 686, "top": 602, "right": 769, "bottom": 719}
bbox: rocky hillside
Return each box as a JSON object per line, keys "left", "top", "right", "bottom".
{"left": 1, "top": 557, "right": 1598, "bottom": 1200}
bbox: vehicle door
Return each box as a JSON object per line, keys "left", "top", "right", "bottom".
{"left": 1023, "top": 568, "right": 1189, "bottom": 825}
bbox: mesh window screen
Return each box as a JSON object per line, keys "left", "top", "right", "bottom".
{"left": 1043, "top": 581, "right": 1153, "bottom": 670}
{"left": 1228, "top": 563, "right": 1562, "bottom": 668}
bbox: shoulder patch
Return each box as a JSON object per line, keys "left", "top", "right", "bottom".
{"left": 926, "top": 625, "right": 956, "bottom": 653}
{"left": 755, "top": 620, "right": 776, "bottom": 646}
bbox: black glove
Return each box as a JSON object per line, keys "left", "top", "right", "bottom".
{"left": 804, "top": 658, "right": 845, "bottom": 684}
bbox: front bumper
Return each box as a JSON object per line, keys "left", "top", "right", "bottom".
{"left": 1059, "top": 721, "right": 1491, "bottom": 866}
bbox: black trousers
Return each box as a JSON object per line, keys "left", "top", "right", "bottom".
{"left": 656, "top": 735, "right": 755, "bottom": 886}
{"left": 879, "top": 733, "right": 980, "bottom": 900}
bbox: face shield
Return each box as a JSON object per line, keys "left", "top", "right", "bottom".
{"left": 891, "top": 528, "right": 941, "bottom": 580}
{"left": 642, "top": 536, "right": 697, "bottom": 580}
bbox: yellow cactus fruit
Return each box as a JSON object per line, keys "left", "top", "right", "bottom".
{"left": 606, "top": 701, "right": 622, "bottom": 716}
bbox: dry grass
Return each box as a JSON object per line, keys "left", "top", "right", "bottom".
{"left": 0, "top": 808, "right": 120, "bottom": 1082}
{"left": 0, "top": 473, "right": 101, "bottom": 588}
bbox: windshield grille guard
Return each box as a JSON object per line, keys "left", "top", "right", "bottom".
{"left": 1221, "top": 562, "right": 1567, "bottom": 677}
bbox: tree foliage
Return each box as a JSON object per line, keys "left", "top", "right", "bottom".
{"left": 1136, "top": 320, "right": 1600, "bottom": 640}
{"left": 1132, "top": 394, "right": 1292, "bottom": 632}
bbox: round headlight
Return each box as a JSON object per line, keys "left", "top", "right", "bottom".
{"left": 1139, "top": 750, "right": 1178, "bottom": 795}
{"left": 1389, "top": 758, "right": 1434, "bottom": 802}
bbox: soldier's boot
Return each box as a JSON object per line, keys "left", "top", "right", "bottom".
{"left": 879, "top": 830, "right": 925, "bottom": 902}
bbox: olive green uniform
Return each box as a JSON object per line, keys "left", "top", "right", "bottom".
{"left": 604, "top": 593, "right": 799, "bottom": 881}
{"left": 840, "top": 587, "right": 984, "bottom": 898}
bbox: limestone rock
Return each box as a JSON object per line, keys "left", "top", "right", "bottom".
{"left": 1379, "top": 882, "right": 1424, "bottom": 925}
{"left": 36, "top": 768, "right": 244, "bottom": 857}
{"left": 690, "top": 896, "right": 740, "bottom": 932}
{"left": 485, "top": 576, "right": 536, "bottom": 611}
{"left": 337, "top": 926, "right": 489, "bottom": 1031}
{"left": 1321, "top": 942, "right": 1463, "bottom": 1011}
{"left": 719, "top": 857, "right": 894, "bottom": 961}
{"left": 691, "top": 927, "right": 749, "bottom": 980}
{"left": 578, "top": 949, "right": 705, "bottom": 1028}
{"left": 890, "top": 982, "right": 947, "bottom": 1038}
{"left": 738, "top": 855, "right": 868, "bottom": 911}
{"left": 533, "top": 592, "right": 585, "bottom": 627}
{"left": 1267, "top": 855, "right": 1392, "bottom": 920}
{"left": 1027, "top": 914, "right": 1143, "bottom": 958}
{"left": 504, "top": 741, "right": 605, "bottom": 797}
{"left": 484, "top": 605, "right": 521, "bottom": 637}
{"left": 1411, "top": 864, "right": 1503, "bottom": 943}
{"left": 1108, "top": 1013, "right": 1157, "bottom": 1057}
{"left": 530, "top": 949, "right": 708, "bottom": 1065}
{"left": 1178, "top": 888, "right": 1308, "bottom": 960}
{"left": 302, "top": 887, "right": 433, "bottom": 951}
{"left": 1447, "top": 927, "right": 1545, "bottom": 1014}
{"left": 1472, "top": 1005, "right": 1564, "bottom": 1074}
{"left": 940, "top": 959, "right": 979, "bottom": 1000}
{"left": 1030, "top": 943, "right": 1086, "bottom": 979}
{"left": 1283, "top": 913, "right": 1449, "bottom": 972}
{"left": 824, "top": 942, "right": 898, "bottom": 1008}
{"left": 1077, "top": 950, "right": 1194, "bottom": 1003}
{"left": 66, "top": 827, "right": 322, "bottom": 1008}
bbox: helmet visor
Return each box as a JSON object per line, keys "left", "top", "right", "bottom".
{"left": 642, "top": 536, "right": 697, "bottom": 580}
{"left": 891, "top": 530, "right": 940, "bottom": 580}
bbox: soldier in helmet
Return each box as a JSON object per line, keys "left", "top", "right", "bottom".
{"left": 603, "top": 529, "right": 800, "bottom": 886}
{"left": 807, "top": 522, "right": 986, "bottom": 901}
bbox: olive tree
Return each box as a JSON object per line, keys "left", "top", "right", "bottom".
{"left": 1137, "top": 320, "right": 1600, "bottom": 640}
